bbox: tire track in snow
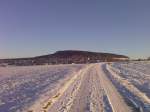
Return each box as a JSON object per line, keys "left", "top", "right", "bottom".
{"left": 42, "top": 65, "right": 92, "bottom": 112}
{"left": 48, "top": 64, "right": 111, "bottom": 112}
{"left": 97, "top": 64, "right": 132, "bottom": 112}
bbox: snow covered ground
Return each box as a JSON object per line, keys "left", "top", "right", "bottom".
{"left": 0, "top": 62, "right": 150, "bottom": 112}
{"left": 0, "top": 64, "right": 84, "bottom": 112}
{"left": 109, "top": 61, "right": 150, "bottom": 112}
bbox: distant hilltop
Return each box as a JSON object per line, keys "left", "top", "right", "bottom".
{"left": 0, "top": 50, "right": 129, "bottom": 66}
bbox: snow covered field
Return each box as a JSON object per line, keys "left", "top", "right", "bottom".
{"left": 111, "top": 61, "right": 150, "bottom": 98}
{"left": 109, "top": 61, "right": 150, "bottom": 112}
{"left": 0, "top": 62, "right": 150, "bottom": 112}
{"left": 0, "top": 64, "right": 84, "bottom": 112}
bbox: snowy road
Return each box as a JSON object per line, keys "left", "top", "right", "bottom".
{"left": 40, "top": 64, "right": 131, "bottom": 112}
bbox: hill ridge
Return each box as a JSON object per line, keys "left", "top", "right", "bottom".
{"left": 0, "top": 50, "right": 129, "bottom": 66}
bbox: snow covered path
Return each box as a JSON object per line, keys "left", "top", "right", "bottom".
{"left": 43, "top": 64, "right": 131, "bottom": 112}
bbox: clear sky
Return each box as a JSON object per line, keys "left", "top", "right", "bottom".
{"left": 0, "top": 0, "right": 150, "bottom": 59}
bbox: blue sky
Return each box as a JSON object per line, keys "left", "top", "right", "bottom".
{"left": 0, "top": 0, "right": 150, "bottom": 59}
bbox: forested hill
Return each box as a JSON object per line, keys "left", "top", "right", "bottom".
{"left": 0, "top": 50, "right": 129, "bottom": 66}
